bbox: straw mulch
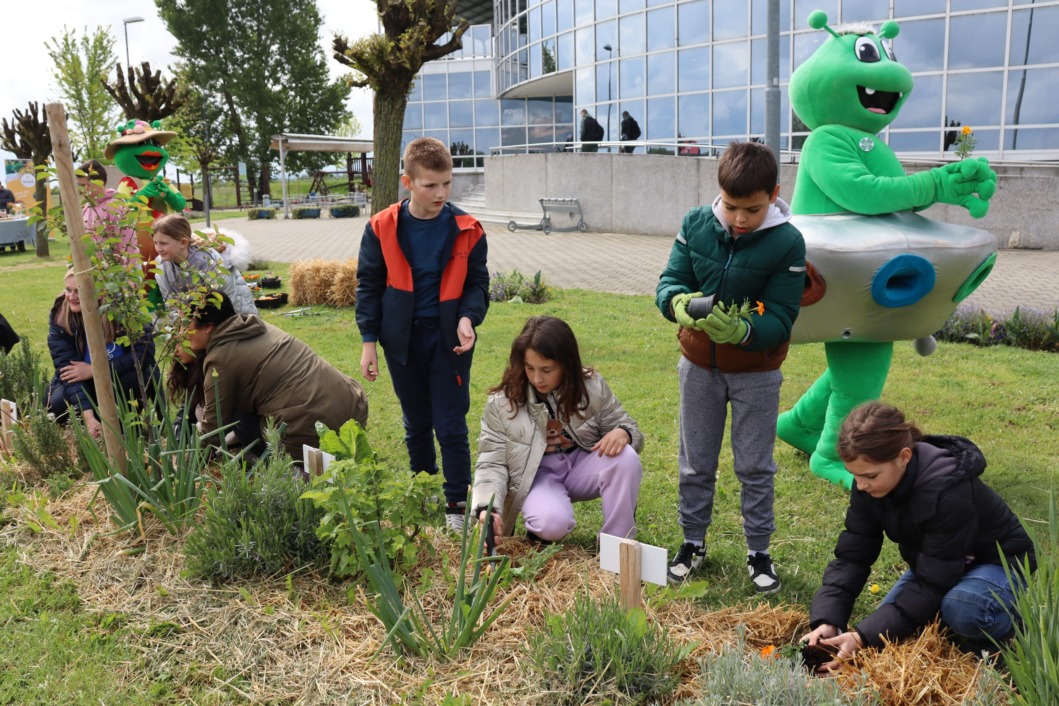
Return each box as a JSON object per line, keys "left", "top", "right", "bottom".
{"left": 1, "top": 483, "right": 1004, "bottom": 704}
{"left": 289, "top": 259, "right": 358, "bottom": 307}
{"left": 832, "top": 622, "right": 1009, "bottom": 705}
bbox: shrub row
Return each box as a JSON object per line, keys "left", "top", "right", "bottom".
{"left": 935, "top": 305, "right": 1059, "bottom": 352}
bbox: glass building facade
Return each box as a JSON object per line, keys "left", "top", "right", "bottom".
{"left": 406, "top": 1, "right": 1059, "bottom": 161}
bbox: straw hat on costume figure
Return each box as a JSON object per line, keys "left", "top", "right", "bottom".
{"left": 105, "top": 119, "right": 187, "bottom": 306}
{"left": 776, "top": 11, "right": 998, "bottom": 489}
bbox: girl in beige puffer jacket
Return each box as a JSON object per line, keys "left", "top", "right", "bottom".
{"left": 471, "top": 316, "right": 643, "bottom": 541}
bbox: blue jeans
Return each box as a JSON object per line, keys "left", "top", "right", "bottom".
{"left": 384, "top": 319, "right": 472, "bottom": 505}
{"left": 881, "top": 564, "right": 1020, "bottom": 641}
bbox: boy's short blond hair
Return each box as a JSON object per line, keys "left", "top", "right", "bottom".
{"left": 403, "top": 137, "right": 453, "bottom": 178}
{"left": 717, "top": 141, "right": 778, "bottom": 198}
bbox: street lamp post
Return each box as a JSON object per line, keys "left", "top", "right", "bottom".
{"left": 603, "top": 44, "right": 613, "bottom": 152}
{"left": 123, "top": 16, "right": 145, "bottom": 68}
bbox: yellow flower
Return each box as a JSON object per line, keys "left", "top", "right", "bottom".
{"left": 870, "top": 583, "right": 880, "bottom": 594}
{"left": 755, "top": 301, "right": 765, "bottom": 316}
{"left": 760, "top": 644, "right": 778, "bottom": 659}
{"left": 961, "top": 125, "right": 973, "bottom": 136}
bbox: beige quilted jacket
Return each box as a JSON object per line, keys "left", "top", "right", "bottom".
{"left": 471, "top": 372, "right": 644, "bottom": 536}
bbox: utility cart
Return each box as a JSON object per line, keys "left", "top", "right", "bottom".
{"left": 507, "top": 197, "right": 588, "bottom": 234}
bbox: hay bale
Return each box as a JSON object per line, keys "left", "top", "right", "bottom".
{"left": 290, "top": 259, "right": 357, "bottom": 307}
{"left": 289, "top": 259, "right": 333, "bottom": 306}
{"left": 329, "top": 259, "right": 359, "bottom": 307}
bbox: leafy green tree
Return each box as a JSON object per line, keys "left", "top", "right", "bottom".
{"left": 1, "top": 102, "right": 52, "bottom": 256}
{"left": 102, "top": 60, "right": 184, "bottom": 122}
{"left": 333, "top": 0, "right": 469, "bottom": 214}
{"left": 156, "top": 0, "right": 350, "bottom": 203}
{"left": 45, "top": 26, "right": 119, "bottom": 160}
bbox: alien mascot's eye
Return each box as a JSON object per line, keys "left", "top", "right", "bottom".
{"left": 854, "top": 36, "right": 881, "bottom": 63}
{"left": 881, "top": 40, "right": 896, "bottom": 61}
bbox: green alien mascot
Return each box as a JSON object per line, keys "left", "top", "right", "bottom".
{"left": 776, "top": 11, "right": 999, "bottom": 489}
{"left": 104, "top": 119, "right": 187, "bottom": 307}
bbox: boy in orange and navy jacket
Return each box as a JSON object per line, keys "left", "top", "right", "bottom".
{"left": 355, "top": 138, "right": 490, "bottom": 530}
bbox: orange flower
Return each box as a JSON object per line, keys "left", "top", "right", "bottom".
{"left": 760, "top": 644, "right": 778, "bottom": 659}
{"left": 755, "top": 301, "right": 765, "bottom": 316}
{"left": 961, "top": 125, "right": 973, "bottom": 136}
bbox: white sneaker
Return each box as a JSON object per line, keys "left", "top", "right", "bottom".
{"left": 445, "top": 511, "right": 466, "bottom": 532}
{"left": 445, "top": 501, "right": 467, "bottom": 532}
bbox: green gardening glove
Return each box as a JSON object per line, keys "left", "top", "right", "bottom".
{"left": 671, "top": 291, "right": 705, "bottom": 329}
{"left": 702, "top": 303, "right": 750, "bottom": 344}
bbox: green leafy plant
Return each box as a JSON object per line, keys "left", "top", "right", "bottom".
{"left": 329, "top": 204, "right": 360, "bottom": 218}
{"left": 74, "top": 394, "right": 220, "bottom": 534}
{"left": 525, "top": 593, "right": 692, "bottom": 705}
{"left": 344, "top": 497, "right": 511, "bottom": 659}
{"left": 247, "top": 208, "right": 275, "bottom": 220}
{"left": 300, "top": 420, "right": 442, "bottom": 577}
{"left": 488, "top": 269, "right": 550, "bottom": 304}
{"left": 998, "top": 489, "right": 1059, "bottom": 706}
{"left": 184, "top": 425, "right": 328, "bottom": 581}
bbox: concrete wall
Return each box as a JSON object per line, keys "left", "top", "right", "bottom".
{"left": 484, "top": 153, "right": 1059, "bottom": 250}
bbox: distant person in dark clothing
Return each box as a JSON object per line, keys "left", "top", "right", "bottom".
{"left": 0, "top": 184, "right": 17, "bottom": 213}
{"left": 579, "top": 110, "right": 603, "bottom": 153}
{"left": 620, "top": 111, "right": 641, "bottom": 154}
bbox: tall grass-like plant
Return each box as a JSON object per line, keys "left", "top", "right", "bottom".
{"left": 75, "top": 394, "right": 220, "bottom": 534}
{"left": 999, "top": 489, "right": 1059, "bottom": 706}
{"left": 184, "top": 426, "right": 328, "bottom": 580}
{"left": 345, "top": 498, "right": 512, "bottom": 659}
{"left": 526, "top": 593, "right": 692, "bottom": 705}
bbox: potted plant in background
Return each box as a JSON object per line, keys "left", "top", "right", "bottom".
{"left": 293, "top": 206, "right": 322, "bottom": 219}
{"left": 330, "top": 204, "right": 361, "bottom": 218}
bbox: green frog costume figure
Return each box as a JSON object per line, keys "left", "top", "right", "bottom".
{"left": 104, "top": 119, "right": 186, "bottom": 308}
{"left": 777, "top": 11, "right": 999, "bottom": 489}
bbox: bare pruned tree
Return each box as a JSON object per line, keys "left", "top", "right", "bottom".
{"left": 102, "top": 61, "right": 184, "bottom": 122}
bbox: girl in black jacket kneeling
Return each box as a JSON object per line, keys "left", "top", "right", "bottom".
{"left": 802, "top": 401, "right": 1036, "bottom": 670}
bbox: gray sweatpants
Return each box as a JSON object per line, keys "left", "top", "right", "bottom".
{"left": 677, "top": 356, "right": 782, "bottom": 552}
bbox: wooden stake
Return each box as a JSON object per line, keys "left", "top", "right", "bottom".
{"left": 619, "top": 539, "right": 642, "bottom": 611}
{"left": 44, "top": 103, "right": 127, "bottom": 473}
{"left": 0, "top": 399, "right": 16, "bottom": 456}
{"left": 307, "top": 448, "right": 324, "bottom": 476}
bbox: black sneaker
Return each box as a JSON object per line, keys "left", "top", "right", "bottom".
{"left": 667, "top": 542, "right": 706, "bottom": 584}
{"left": 747, "top": 552, "right": 781, "bottom": 594}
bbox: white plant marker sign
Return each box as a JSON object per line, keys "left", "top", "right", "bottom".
{"left": 599, "top": 533, "right": 668, "bottom": 610}
{"left": 302, "top": 445, "right": 335, "bottom": 476}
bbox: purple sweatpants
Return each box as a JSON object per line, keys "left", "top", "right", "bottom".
{"left": 521, "top": 445, "right": 642, "bottom": 542}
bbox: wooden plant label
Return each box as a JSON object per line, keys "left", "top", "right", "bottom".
{"left": 301, "top": 445, "right": 335, "bottom": 476}
{"left": 599, "top": 533, "right": 668, "bottom": 610}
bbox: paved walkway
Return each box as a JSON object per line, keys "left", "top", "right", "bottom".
{"left": 222, "top": 214, "right": 1059, "bottom": 316}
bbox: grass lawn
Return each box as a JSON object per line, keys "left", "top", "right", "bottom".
{"left": 1, "top": 250, "right": 1057, "bottom": 702}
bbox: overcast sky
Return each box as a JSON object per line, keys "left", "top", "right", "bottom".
{"left": 1, "top": 0, "right": 379, "bottom": 164}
